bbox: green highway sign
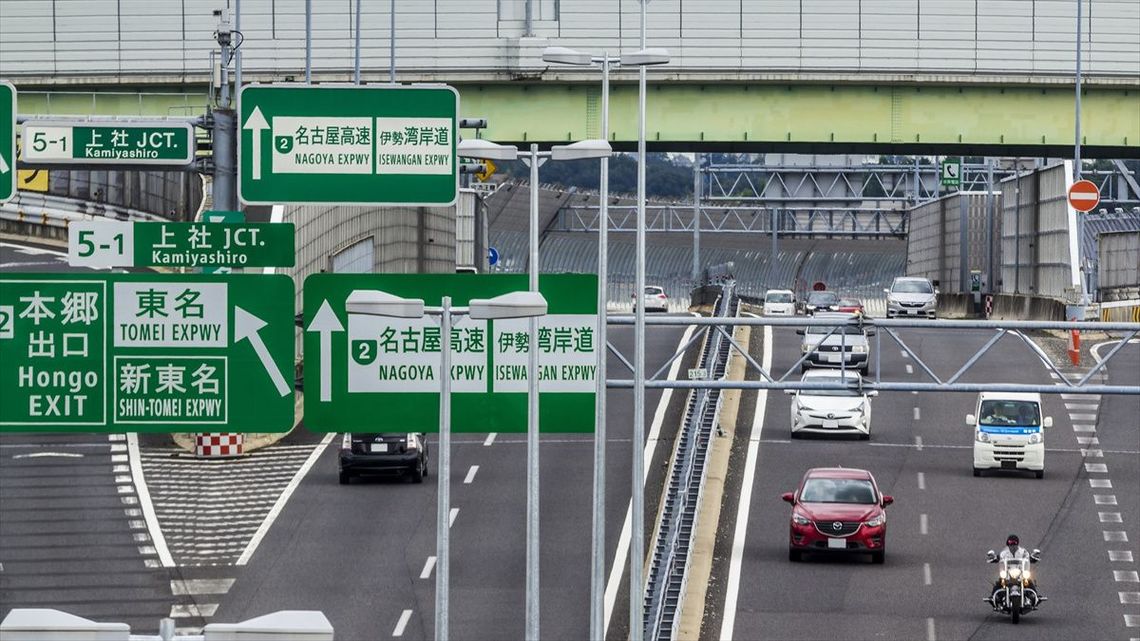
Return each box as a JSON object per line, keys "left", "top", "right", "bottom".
{"left": 68, "top": 220, "right": 295, "bottom": 269}
{"left": 0, "top": 80, "right": 14, "bottom": 204}
{"left": 200, "top": 210, "right": 247, "bottom": 274}
{"left": 303, "top": 273, "right": 598, "bottom": 433}
{"left": 21, "top": 120, "right": 195, "bottom": 165}
{"left": 941, "top": 158, "right": 962, "bottom": 187}
{"left": 0, "top": 273, "right": 295, "bottom": 432}
{"left": 238, "top": 84, "right": 459, "bottom": 207}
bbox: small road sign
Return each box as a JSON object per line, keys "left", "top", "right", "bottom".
{"left": 67, "top": 220, "right": 295, "bottom": 269}
{"left": 302, "top": 273, "right": 598, "bottom": 433}
{"left": 1068, "top": 179, "right": 1101, "bottom": 212}
{"left": 0, "top": 81, "right": 14, "bottom": 205}
{"left": 687, "top": 368, "right": 708, "bottom": 380}
{"left": 488, "top": 247, "right": 500, "bottom": 267}
{"left": 0, "top": 273, "right": 295, "bottom": 433}
{"left": 475, "top": 159, "right": 496, "bottom": 182}
{"left": 941, "top": 158, "right": 961, "bottom": 187}
{"left": 21, "top": 120, "right": 195, "bottom": 165}
{"left": 238, "top": 84, "right": 459, "bottom": 207}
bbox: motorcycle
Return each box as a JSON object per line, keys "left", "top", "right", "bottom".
{"left": 984, "top": 549, "right": 1044, "bottom": 624}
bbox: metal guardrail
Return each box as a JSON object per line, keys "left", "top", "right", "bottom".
{"left": 643, "top": 283, "right": 739, "bottom": 640}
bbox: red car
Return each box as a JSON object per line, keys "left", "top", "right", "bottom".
{"left": 837, "top": 298, "right": 865, "bottom": 315}
{"left": 782, "top": 467, "right": 893, "bottom": 563}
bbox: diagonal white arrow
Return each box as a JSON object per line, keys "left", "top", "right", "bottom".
{"left": 0, "top": 152, "right": 9, "bottom": 174}
{"left": 234, "top": 306, "right": 290, "bottom": 397}
{"left": 306, "top": 300, "right": 344, "bottom": 403}
{"left": 242, "top": 106, "right": 270, "bottom": 180}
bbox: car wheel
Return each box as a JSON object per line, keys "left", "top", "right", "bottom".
{"left": 1035, "top": 469, "right": 1044, "bottom": 479}
{"left": 871, "top": 551, "right": 885, "bottom": 564}
{"left": 790, "top": 430, "right": 801, "bottom": 440}
{"left": 338, "top": 471, "right": 351, "bottom": 485}
{"left": 859, "top": 433, "right": 870, "bottom": 441}
{"left": 789, "top": 549, "right": 802, "bottom": 562}
{"left": 800, "top": 363, "right": 810, "bottom": 373}
{"left": 973, "top": 467, "right": 982, "bottom": 478}
{"left": 859, "top": 365, "right": 870, "bottom": 376}
{"left": 411, "top": 459, "right": 425, "bottom": 484}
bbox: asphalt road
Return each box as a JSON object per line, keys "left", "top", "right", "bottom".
{"left": 211, "top": 316, "right": 698, "bottom": 641}
{"left": 717, "top": 326, "right": 1139, "bottom": 641}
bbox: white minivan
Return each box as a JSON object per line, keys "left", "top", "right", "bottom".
{"left": 967, "top": 392, "right": 1052, "bottom": 479}
{"left": 763, "top": 289, "right": 796, "bottom": 316}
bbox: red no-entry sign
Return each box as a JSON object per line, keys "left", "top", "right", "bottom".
{"left": 1068, "top": 179, "right": 1101, "bottom": 212}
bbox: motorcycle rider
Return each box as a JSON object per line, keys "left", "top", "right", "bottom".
{"left": 986, "top": 534, "right": 1046, "bottom": 607}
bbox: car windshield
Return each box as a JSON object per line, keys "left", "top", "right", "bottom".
{"left": 766, "top": 292, "right": 793, "bottom": 303}
{"left": 800, "top": 376, "right": 861, "bottom": 397}
{"left": 800, "top": 478, "right": 877, "bottom": 504}
{"left": 808, "top": 292, "right": 839, "bottom": 305}
{"left": 979, "top": 400, "right": 1041, "bottom": 426}
{"left": 805, "top": 324, "right": 865, "bottom": 336}
{"left": 893, "top": 279, "right": 933, "bottom": 294}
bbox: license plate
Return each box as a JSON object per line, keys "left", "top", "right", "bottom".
{"left": 827, "top": 538, "right": 846, "bottom": 549}
{"left": 823, "top": 420, "right": 839, "bottom": 429}
{"left": 826, "top": 354, "right": 842, "bottom": 363}
{"left": 1001, "top": 460, "right": 1016, "bottom": 469}
{"left": 370, "top": 443, "right": 389, "bottom": 453}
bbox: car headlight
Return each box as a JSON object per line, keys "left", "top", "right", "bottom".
{"left": 864, "top": 514, "right": 885, "bottom": 527}
{"left": 887, "top": 298, "right": 900, "bottom": 306}
{"left": 1028, "top": 433, "right": 1041, "bottom": 444}
{"left": 801, "top": 344, "right": 812, "bottom": 353}
{"left": 976, "top": 431, "right": 990, "bottom": 443}
{"left": 851, "top": 404, "right": 865, "bottom": 415}
{"left": 792, "top": 513, "right": 811, "bottom": 525}
{"left": 341, "top": 433, "right": 352, "bottom": 449}
{"left": 406, "top": 434, "right": 420, "bottom": 450}
{"left": 797, "top": 404, "right": 816, "bottom": 413}
{"left": 851, "top": 344, "right": 868, "bottom": 354}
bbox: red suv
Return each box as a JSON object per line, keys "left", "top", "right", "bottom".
{"left": 782, "top": 467, "right": 893, "bottom": 564}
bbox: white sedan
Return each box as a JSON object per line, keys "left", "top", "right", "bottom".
{"left": 785, "top": 370, "right": 877, "bottom": 439}
{"left": 634, "top": 286, "right": 669, "bottom": 313}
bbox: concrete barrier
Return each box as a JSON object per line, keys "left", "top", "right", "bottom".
{"left": 988, "top": 294, "right": 1066, "bottom": 321}
{"left": 936, "top": 293, "right": 975, "bottom": 318}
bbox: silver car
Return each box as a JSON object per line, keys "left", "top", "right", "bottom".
{"left": 797, "top": 312, "right": 874, "bottom": 375}
{"left": 885, "top": 277, "right": 938, "bottom": 319}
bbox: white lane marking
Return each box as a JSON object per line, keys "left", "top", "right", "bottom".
{"left": 719, "top": 325, "right": 772, "bottom": 641}
{"left": 170, "top": 578, "right": 235, "bottom": 595}
{"left": 1110, "top": 551, "right": 1135, "bottom": 562}
{"left": 1105, "top": 531, "right": 1130, "bottom": 542}
{"left": 111, "top": 443, "right": 127, "bottom": 452}
{"left": 1121, "top": 592, "right": 1140, "bottom": 604}
{"left": 606, "top": 322, "right": 700, "bottom": 636}
{"left": 420, "top": 556, "right": 436, "bottom": 579}
{"left": 1086, "top": 463, "right": 1109, "bottom": 473}
{"left": 236, "top": 432, "right": 335, "bottom": 566}
{"left": 905, "top": 364, "right": 914, "bottom": 375}
{"left": 463, "top": 465, "right": 479, "bottom": 484}
{"left": 127, "top": 433, "right": 174, "bottom": 568}
{"left": 449, "top": 508, "right": 459, "bottom": 527}
{"left": 926, "top": 617, "right": 936, "bottom": 641}
{"left": 923, "top": 562, "right": 932, "bottom": 585}
{"left": 920, "top": 513, "right": 929, "bottom": 535}
{"left": 900, "top": 350, "right": 910, "bottom": 359}
{"left": 1124, "top": 614, "right": 1139, "bottom": 628}
{"left": 913, "top": 407, "right": 920, "bottom": 421}
{"left": 170, "top": 603, "right": 218, "bottom": 618}
{"left": 1115, "top": 570, "right": 1140, "bottom": 582}
{"left": 1095, "top": 495, "right": 1119, "bottom": 505}
{"left": 914, "top": 435, "right": 923, "bottom": 451}
{"left": 108, "top": 434, "right": 126, "bottom": 442}
{"left": 1065, "top": 403, "right": 1099, "bottom": 410}
{"left": 911, "top": 391, "right": 918, "bottom": 395}
{"left": 392, "top": 609, "right": 413, "bottom": 637}
{"left": 1101, "top": 512, "right": 1124, "bottom": 523}
{"left": 1069, "top": 413, "right": 1098, "bottom": 421}
{"left": 917, "top": 472, "right": 925, "bottom": 490}
{"left": 1090, "top": 478, "right": 1113, "bottom": 488}
{"left": 483, "top": 433, "right": 496, "bottom": 446}
{"left": 1077, "top": 436, "right": 1100, "bottom": 446}
{"left": 1061, "top": 394, "right": 1101, "bottom": 401}
{"left": 11, "top": 452, "right": 84, "bottom": 459}
{"left": 1073, "top": 424, "right": 1097, "bottom": 432}
{"left": 1081, "top": 448, "right": 1104, "bottom": 457}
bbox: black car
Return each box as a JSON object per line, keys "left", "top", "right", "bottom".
{"left": 339, "top": 433, "right": 429, "bottom": 484}
{"left": 805, "top": 291, "right": 840, "bottom": 315}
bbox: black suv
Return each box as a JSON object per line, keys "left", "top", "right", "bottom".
{"left": 339, "top": 433, "right": 429, "bottom": 484}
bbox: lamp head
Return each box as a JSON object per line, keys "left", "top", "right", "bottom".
{"left": 542, "top": 46, "right": 593, "bottom": 66}
{"left": 345, "top": 290, "right": 425, "bottom": 319}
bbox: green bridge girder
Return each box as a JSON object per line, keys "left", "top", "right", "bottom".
{"left": 12, "top": 81, "right": 1140, "bottom": 157}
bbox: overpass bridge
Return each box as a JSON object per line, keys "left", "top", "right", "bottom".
{"left": 3, "top": 0, "right": 1138, "bottom": 157}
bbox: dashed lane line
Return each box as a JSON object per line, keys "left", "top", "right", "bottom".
{"left": 917, "top": 472, "right": 925, "bottom": 491}
{"left": 449, "top": 508, "right": 459, "bottom": 527}
{"left": 1110, "top": 551, "right": 1135, "bottom": 562}
{"left": 1095, "top": 495, "right": 1119, "bottom": 506}
{"left": 923, "top": 562, "right": 932, "bottom": 586}
{"left": 483, "top": 433, "right": 496, "bottom": 446}
{"left": 392, "top": 609, "right": 413, "bottom": 637}
{"left": 926, "top": 617, "right": 936, "bottom": 641}
{"left": 1113, "top": 570, "right": 1140, "bottom": 582}
{"left": 170, "top": 578, "right": 235, "bottom": 595}
{"left": 914, "top": 436, "right": 923, "bottom": 451}
{"left": 1090, "top": 479, "right": 1113, "bottom": 488}
{"left": 463, "top": 465, "right": 479, "bottom": 484}
{"left": 913, "top": 407, "right": 920, "bottom": 421}
{"left": 1101, "top": 513, "right": 1124, "bottom": 523}
{"left": 905, "top": 364, "right": 914, "bottom": 375}
{"left": 920, "top": 514, "right": 929, "bottom": 536}
{"left": 1105, "top": 532, "right": 1130, "bottom": 543}
{"left": 420, "top": 557, "right": 436, "bottom": 580}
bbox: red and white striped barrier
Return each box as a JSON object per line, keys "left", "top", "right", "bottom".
{"left": 195, "top": 433, "right": 243, "bottom": 458}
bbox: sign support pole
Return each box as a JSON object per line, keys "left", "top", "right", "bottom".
{"left": 692, "top": 153, "right": 701, "bottom": 282}
{"left": 525, "top": 143, "right": 541, "bottom": 641}
{"left": 632, "top": 1, "right": 648, "bottom": 639}
{"left": 959, "top": 156, "right": 968, "bottom": 295}
{"left": 213, "top": 109, "right": 238, "bottom": 212}
{"left": 435, "top": 297, "right": 452, "bottom": 641}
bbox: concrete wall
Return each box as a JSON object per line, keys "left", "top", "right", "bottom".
{"left": 1098, "top": 229, "right": 1140, "bottom": 301}
{"left": 3, "top": 0, "right": 1137, "bottom": 80}
{"left": 905, "top": 191, "right": 1000, "bottom": 293}
{"left": 999, "top": 162, "right": 1079, "bottom": 299}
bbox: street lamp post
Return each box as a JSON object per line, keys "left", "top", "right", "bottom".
{"left": 458, "top": 138, "right": 612, "bottom": 640}
{"left": 540, "top": 44, "right": 668, "bottom": 641}
{"left": 345, "top": 289, "right": 550, "bottom": 641}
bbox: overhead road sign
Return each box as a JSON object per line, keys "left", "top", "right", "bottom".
{"left": 1068, "top": 179, "right": 1101, "bottom": 212}
{"left": 0, "top": 273, "right": 295, "bottom": 433}
{"left": 302, "top": 273, "right": 597, "bottom": 433}
{"left": 0, "top": 81, "right": 14, "bottom": 205}
{"left": 68, "top": 220, "right": 295, "bottom": 270}
{"left": 20, "top": 120, "right": 195, "bottom": 165}
{"left": 941, "top": 158, "right": 961, "bottom": 187}
{"left": 238, "top": 84, "right": 459, "bottom": 207}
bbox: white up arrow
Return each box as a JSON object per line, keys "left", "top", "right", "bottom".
{"left": 306, "top": 300, "right": 344, "bottom": 403}
{"left": 234, "top": 306, "right": 290, "bottom": 397}
{"left": 242, "top": 106, "right": 270, "bottom": 180}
